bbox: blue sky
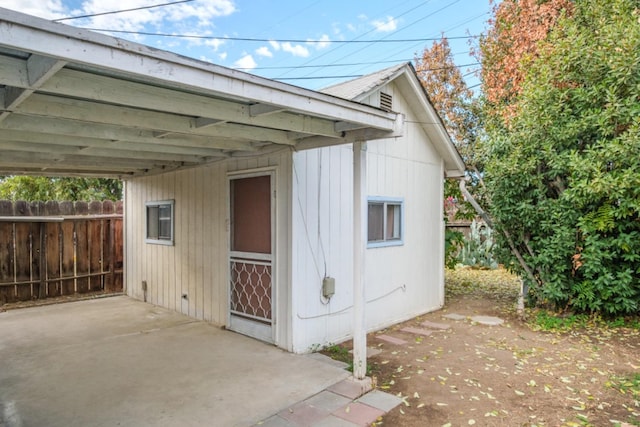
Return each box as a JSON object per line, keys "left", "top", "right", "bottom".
{"left": 0, "top": 0, "right": 492, "bottom": 90}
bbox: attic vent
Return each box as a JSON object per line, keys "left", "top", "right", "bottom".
{"left": 379, "top": 92, "right": 393, "bottom": 112}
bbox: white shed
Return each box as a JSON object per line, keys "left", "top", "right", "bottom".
{"left": 0, "top": 9, "right": 464, "bottom": 361}
{"left": 123, "top": 63, "right": 465, "bottom": 353}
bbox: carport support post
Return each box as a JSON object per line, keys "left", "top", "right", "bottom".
{"left": 352, "top": 141, "right": 367, "bottom": 380}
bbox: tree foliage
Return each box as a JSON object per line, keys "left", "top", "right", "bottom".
{"left": 481, "top": 0, "right": 640, "bottom": 315}
{"left": 478, "top": 0, "right": 573, "bottom": 122}
{"left": 0, "top": 176, "right": 122, "bottom": 202}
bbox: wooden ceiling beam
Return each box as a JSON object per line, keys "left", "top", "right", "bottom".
{"left": 0, "top": 129, "right": 229, "bottom": 157}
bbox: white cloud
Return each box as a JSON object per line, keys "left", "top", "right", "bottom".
{"left": 3, "top": 0, "right": 238, "bottom": 37}
{"left": 204, "top": 38, "right": 225, "bottom": 51}
{"left": 307, "top": 34, "right": 331, "bottom": 50}
{"left": 233, "top": 54, "right": 256, "bottom": 70}
{"left": 372, "top": 16, "right": 397, "bottom": 32}
{"left": 281, "top": 42, "right": 309, "bottom": 58}
{"left": 255, "top": 46, "right": 273, "bottom": 58}
{"left": 269, "top": 40, "right": 281, "bottom": 51}
{"left": 0, "top": 0, "right": 68, "bottom": 19}
{"left": 219, "top": 52, "right": 228, "bottom": 60}
{"left": 166, "top": 0, "right": 235, "bottom": 25}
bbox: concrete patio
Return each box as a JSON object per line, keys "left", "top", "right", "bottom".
{"left": 0, "top": 296, "right": 354, "bottom": 427}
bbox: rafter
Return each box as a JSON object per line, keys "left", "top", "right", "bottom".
{"left": 0, "top": 129, "right": 229, "bottom": 157}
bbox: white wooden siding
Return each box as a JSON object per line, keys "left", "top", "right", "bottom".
{"left": 125, "top": 150, "right": 292, "bottom": 349}
{"left": 290, "top": 81, "right": 445, "bottom": 352}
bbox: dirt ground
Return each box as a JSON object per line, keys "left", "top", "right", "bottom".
{"left": 330, "top": 268, "right": 640, "bottom": 427}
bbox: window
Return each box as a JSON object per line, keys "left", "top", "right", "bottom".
{"left": 367, "top": 198, "right": 403, "bottom": 248}
{"left": 146, "top": 200, "right": 174, "bottom": 245}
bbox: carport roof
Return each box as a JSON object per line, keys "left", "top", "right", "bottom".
{"left": 0, "top": 8, "right": 403, "bottom": 178}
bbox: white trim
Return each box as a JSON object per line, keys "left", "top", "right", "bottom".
{"left": 227, "top": 169, "right": 277, "bottom": 344}
{"left": 366, "top": 196, "right": 405, "bottom": 249}
{"left": 230, "top": 251, "right": 272, "bottom": 262}
{"left": 144, "top": 199, "right": 174, "bottom": 246}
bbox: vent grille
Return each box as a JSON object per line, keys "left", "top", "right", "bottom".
{"left": 379, "top": 92, "right": 393, "bottom": 112}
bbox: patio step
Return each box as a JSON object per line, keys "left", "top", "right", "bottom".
{"left": 255, "top": 378, "right": 402, "bottom": 427}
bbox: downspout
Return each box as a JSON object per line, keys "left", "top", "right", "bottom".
{"left": 458, "top": 179, "right": 531, "bottom": 319}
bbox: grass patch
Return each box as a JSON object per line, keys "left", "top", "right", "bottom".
{"left": 530, "top": 310, "right": 640, "bottom": 332}
{"left": 324, "top": 344, "right": 350, "bottom": 363}
{"left": 322, "top": 343, "right": 374, "bottom": 376}
{"left": 607, "top": 373, "right": 640, "bottom": 399}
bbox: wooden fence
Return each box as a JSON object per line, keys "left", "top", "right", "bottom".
{"left": 0, "top": 200, "right": 123, "bottom": 304}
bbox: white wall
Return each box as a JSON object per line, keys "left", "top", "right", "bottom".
{"left": 290, "top": 81, "right": 445, "bottom": 353}
{"left": 125, "top": 150, "right": 293, "bottom": 350}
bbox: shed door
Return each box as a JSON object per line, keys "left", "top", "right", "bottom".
{"left": 228, "top": 174, "right": 274, "bottom": 343}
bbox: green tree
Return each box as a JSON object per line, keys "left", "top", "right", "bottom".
{"left": 0, "top": 176, "right": 122, "bottom": 202}
{"left": 481, "top": 0, "right": 640, "bottom": 315}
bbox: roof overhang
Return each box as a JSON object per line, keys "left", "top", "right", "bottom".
{"left": 0, "top": 8, "right": 403, "bottom": 178}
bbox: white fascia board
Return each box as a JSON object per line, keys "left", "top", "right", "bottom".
{"left": 0, "top": 8, "right": 398, "bottom": 132}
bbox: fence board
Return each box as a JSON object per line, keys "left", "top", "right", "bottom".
{"left": 0, "top": 223, "right": 13, "bottom": 303}
{"left": 76, "top": 220, "right": 89, "bottom": 293}
{"left": 14, "top": 223, "right": 32, "bottom": 300}
{"left": 0, "top": 200, "right": 124, "bottom": 304}
{"left": 45, "top": 222, "right": 61, "bottom": 298}
{"left": 88, "top": 220, "right": 103, "bottom": 291}
{"left": 60, "top": 221, "right": 75, "bottom": 295}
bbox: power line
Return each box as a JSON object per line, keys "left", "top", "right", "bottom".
{"left": 80, "top": 28, "right": 477, "bottom": 44}
{"left": 242, "top": 60, "right": 478, "bottom": 73}
{"left": 415, "top": 62, "right": 480, "bottom": 72}
{"left": 305, "top": 0, "right": 463, "bottom": 86}
{"left": 275, "top": 0, "right": 439, "bottom": 79}
{"left": 273, "top": 61, "right": 480, "bottom": 81}
{"left": 275, "top": 75, "right": 364, "bottom": 81}
{"left": 53, "top": 0, "right": 194, "bottom": 22}
{"left": 236, "top": 58, "right": 414, "bottom": 71}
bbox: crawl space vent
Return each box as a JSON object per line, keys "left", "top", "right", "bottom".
{"left": 379, "top": 92, "right": 393, "bottom": 112}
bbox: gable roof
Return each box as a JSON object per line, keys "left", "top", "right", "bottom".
{"left": 0, "top": 8, "right": 403, "bottom": 178}
{"left": 322, "top": 63, "right": 408, "bottom": 101}
{"left": 322, "top": 63, "right": 466, "bottom": 178}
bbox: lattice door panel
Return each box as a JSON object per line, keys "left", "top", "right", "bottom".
{"left": 230, "top": 259, "right": 272, "bottom": 323}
